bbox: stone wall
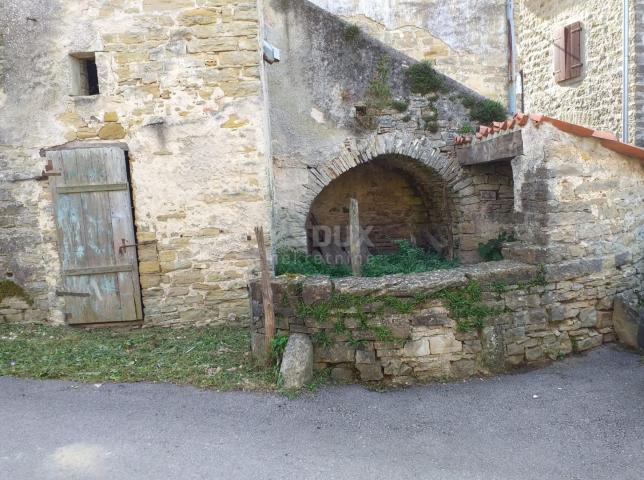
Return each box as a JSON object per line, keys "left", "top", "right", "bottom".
{"left": 634, "top": 0, "right": 644, "bottom": 147}
{"left": 514, "top": 0, "right": 631, "bottom": 139}
{"left": 308, "top": 0, "right": 509, "bottom": 103}
{"left": 0, "top": 0, "right": 271, "bottom": 326}
{"left": 249, "top": 261, "right": 624, "bottom": 384}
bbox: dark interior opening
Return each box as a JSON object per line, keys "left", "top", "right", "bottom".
{"left": 85, "top": 58, "right": 100, "bottom": 95}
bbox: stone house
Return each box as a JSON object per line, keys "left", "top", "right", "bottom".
{"left": 0, "top": 0, "right": 642, "bottom": 338}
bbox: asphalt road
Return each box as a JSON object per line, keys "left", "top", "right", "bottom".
{"left": 1, "top": 346, "right": 642, "bottom": 480}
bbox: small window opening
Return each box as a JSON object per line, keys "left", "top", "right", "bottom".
{"left": 70, "top": 53, "right": 100, "bottom": 96}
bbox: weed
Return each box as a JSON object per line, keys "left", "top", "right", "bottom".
{"left": 0, "top": 324, "right": 278, "bottom": 391}
{"left": 334, "top": 319, "right": 349, "bottom": 335}
{"left": 460, "top": 95, "right": 507, "bottom": 124}
{"left": 492, "top": 281, "right": 507, "bottom": 297}
{"left": 344, "top": 24, "right": 360, "bottom": 42}
{"left": 270, "top": 334, "right": 289, "bottom": 362}
{"left": 390, "top": 100, "right": 409, "bottom": 112}
{"left": 306, "top": 368, "right": 331, "bottom": 392}
{"left": 407, "top": 61, "right": 444, "bottom": 94}
{"left": 298, "top": 302, "right": 331, "bottom": 324}
{"left": 276, "top": 248, "right": 351, "bottom": 278}
{"left": 366, "top": 56, "right": 393, "bottom": 110}
{"left": 478, "top": 232, "right": 517, "bottom": 262}
{"left": 372, "top": 325, "right": 394, "bottom": 342}
{"left": 347, "top": 336, "right": 367, "bottom": 348}
{"left": 425, "top": 119, "right": 439, "bottom": 133}
{"left": 402, "top": 114, "right": 412, "bottom": 122}
{"left": 458, "top": 122, "right": 475, "bottom": 134}
{"left": 437, "top": 281, "right": 500, "bottom": 333}
{"left": 312, "top": 331, "right": 332, "bottom": 348}
{"left": 362, "top": 240, "right": 458, "bottom": 277}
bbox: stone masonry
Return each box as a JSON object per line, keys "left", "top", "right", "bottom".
{"left": 250, "top": 260, "right": 620, "bottom": 384}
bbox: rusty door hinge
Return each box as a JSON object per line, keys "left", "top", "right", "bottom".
{"left": 42, "top": 158, "right": 61, "bottom": 177}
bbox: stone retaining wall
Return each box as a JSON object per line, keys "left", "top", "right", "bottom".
{"left": 249, "top": 260, "right": 632, "bottom": 384}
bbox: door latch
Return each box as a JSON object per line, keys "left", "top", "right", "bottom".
{"left": 119, "top": 238, "right": 156, "bottom": 255}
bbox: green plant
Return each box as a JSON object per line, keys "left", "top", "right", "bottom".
{"left": 425, "top": 119, "right": 439, "bottom": 133}
{"left": 478, "top": 232, "right": 517, "bottom": 262}
{"left": 334, "top": 319, "right": 349, "bottom": 335}
{"left": 0, "top": 280, "right": 33, "bottom": 306}
{"left": 366, "top": 56, "right": 393, "bottom": 110}
{"left": 298, "top": 302, "right": 331, "bottom": 324}
{"left": 362, "top": 240, "right": 458, "bottom": 277}
{"left": 347, "top": 336, "right": 367, "bottom": 348}
{"left": 312, "top": 331, "right": 332, "bottom": 348}
{"left": 437, "top": 281, "right": 500, "bottom": 333}
{"left": 270, "top": 334, "right": 289, "bottom": 362}
{"left": 458, "top": 122, "right": 475, "bottom": 134}
{"left": 492, "top": 281, "right": 507, "bottom": 297}
{"left": 275, "top": 248, "right": 351, "bottom": 278}
{"left": 390, "top": 100, "right": 409, "bottom": 112}
{"left": 407, "top": 61, "right": 444, "bottom": 94}
{"left": 372, "top": 325, "right": 394, "bottom": 342}
{"left": 460, "top": 96, "right": 507, "bottom": 124}
{"left": 344, "top": 24, "right": 361, "bottom": 42}
{"left": 402, "top": 114, "right": 412, "bottom": 122}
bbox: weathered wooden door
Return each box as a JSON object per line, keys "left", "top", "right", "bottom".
{"left": 47, "top": 146, "right": 143, "bottom": 325}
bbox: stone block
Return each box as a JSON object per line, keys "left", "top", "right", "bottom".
{"left": 613, "top": 292, "right": 644, "bottom": 350}
{"left": 280, "top": 334, "right": 314, "bottom": 389}
{"left": 357, "top": 363, "right": 383, "bottom": 382}
{"left": 451, "top": 359, "right": 477, "bottom": 377}
{"left": 578, "top": 308, "right": 598, "bottom": 328}
{"left": 331, "top": 366, "right": 355, "bottom": 382}
{"left": 402, "top": 338, "right": 430, "bottom": 357}
{"left": 355, "top": 349, "right": 376, "bottom": 364}
{"left": 574, "top": 334, "right": 603, "bottom": 352}
{"left": 301, "top": 276, "right": 332, "bottom": 305}
{"left": 315, "top": 344, "right": 355, "bottom": 363}
{"left": 525, "top": 346, "right": 544, "bottom": 362}
{"left": 429, "top": 333, "right": 462, "bottom": 354}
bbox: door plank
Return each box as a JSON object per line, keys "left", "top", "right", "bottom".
{"left": 104, "top": 148, "right": 143, "bottom": 321}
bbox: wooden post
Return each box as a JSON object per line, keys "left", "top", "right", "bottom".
{"left": 254, "top": 226, "right": 275, "bottom": 364}
{"left": 349, "top": 198, "right": 362, "bottom": 276}
{"left": 443, "top": 184, "right": 455, "bottom": 261}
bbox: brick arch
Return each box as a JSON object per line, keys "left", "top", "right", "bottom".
{"left": 305, "top": 131, "right": 468, "bottom": 200}
{"left": 300, "top": 131, "right": 472, "bottom": 259}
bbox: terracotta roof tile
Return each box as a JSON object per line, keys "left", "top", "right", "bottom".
{"left": 453, "top": 113, "right": 644, "bottom": 160}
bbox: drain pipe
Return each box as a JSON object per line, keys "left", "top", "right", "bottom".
{"left": 506, "top": 0, "right": 517, "bottom": 114}
{"left": 623, "top": 0, "right": 630, "bottom": 143}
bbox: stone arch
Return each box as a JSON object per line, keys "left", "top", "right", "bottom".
{"left": 299, "top": 131, "right": 476, "bottom": 262}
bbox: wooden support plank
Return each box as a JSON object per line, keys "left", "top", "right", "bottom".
{"left": 63, "top": 265, "right": 133, "bottom": 276}
{"left": 349, "top": 198, "right": 362, "bottom": 276}
{"left": 255, "top": 226, "right": 275, "bottom": 365}
{"left": 57, "top": 183, "right": 128, "bottom": 194}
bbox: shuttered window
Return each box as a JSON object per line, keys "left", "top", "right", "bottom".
{"left": 554, "top": 22, "right": 583, "bottom": 82}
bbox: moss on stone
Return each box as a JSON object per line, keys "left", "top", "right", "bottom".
{"left": 0, "top": 280, "right": 33, "bottom": 306}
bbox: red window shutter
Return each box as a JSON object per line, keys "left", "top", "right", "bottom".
{"left": 554, "top": 26, "right": 566, "bottom": 82}
{"left": 568, "top": 22, "right": 583, "bottom": 79}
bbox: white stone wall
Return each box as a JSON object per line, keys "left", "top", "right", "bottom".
{"left": 309, "top": 0, "right": 510, "bottom": 103}
{"left": 0, "top": 0, "right": 272, "bottom": 326}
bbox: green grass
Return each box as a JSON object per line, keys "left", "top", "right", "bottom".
{"left": 0, "top": 324, "right": 277, "bottom": 391}
{"left": 460, "top": 95, "right": 507, "bottom": 124}
{"left": 437, "top": 281, "right": 501, "bottom": 332}
{"left": 362, "top": 240, "right": 458, "bottom": 277}
{"left": 344, "top": 24, "right": 360, "bottom": 42}
{"left": 478, "top": 232, "right": 517, "bottom": 262}
{"left": 276, "top": 249, "right": 351, "bottom": 278}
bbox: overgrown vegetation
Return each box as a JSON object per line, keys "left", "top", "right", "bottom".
{"left": 478, "top": 232, "right": 517, "bottom": 262}
{"left": 270, "top": 333, "right": 289, "bottom": 363}
{"left": 366, "top": 56, "right": 393, "bottom": 110}
{"left": 276, "top": 241, "right": 458, "bottom": 278}
{"left": 276, "top": 249, "right": 351, "bottom": 278}
{"left": 437, "top": 281, "right": 500, "bottom": 332}
{"left": 457, "top": 122, "right": 475, "bottom": 134}
{"left": 390, "top": 100, "right": 409, "bottom": 112}
{"left": 407, "top": 61, "right": 444, "bottom": 95}
{"left": 460, "top": 95, "right": 507, "bottom": 124}
{"left": 0, "top": 325, "right": 277, "bottom": 391}
{"left": 343, "top": 24, "right": 361, "bottom": 42}
{"left": 362, "top": 240, "right": 458, "bottom": 277}
{"left": 0, "top": 280, "right": 33, "bottom": 306}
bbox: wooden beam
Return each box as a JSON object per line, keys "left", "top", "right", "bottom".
{"left": 63, "top": 264, "right": 133, "bottom": 276}
{"left": 457, "top": 130, "right": 524, "bottom": 166}
{"left": 349, "top": 198, "right": 362, "bottom": 276}
{"left": 57, "top": 183, "right": 129, "bottom": 194}
{"left": 254, "top": 226, "right": 275, "bottom": 365}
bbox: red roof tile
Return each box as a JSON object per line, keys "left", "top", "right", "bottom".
{"left": 453, "top": 113, "right": 644, "bottom": 161}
